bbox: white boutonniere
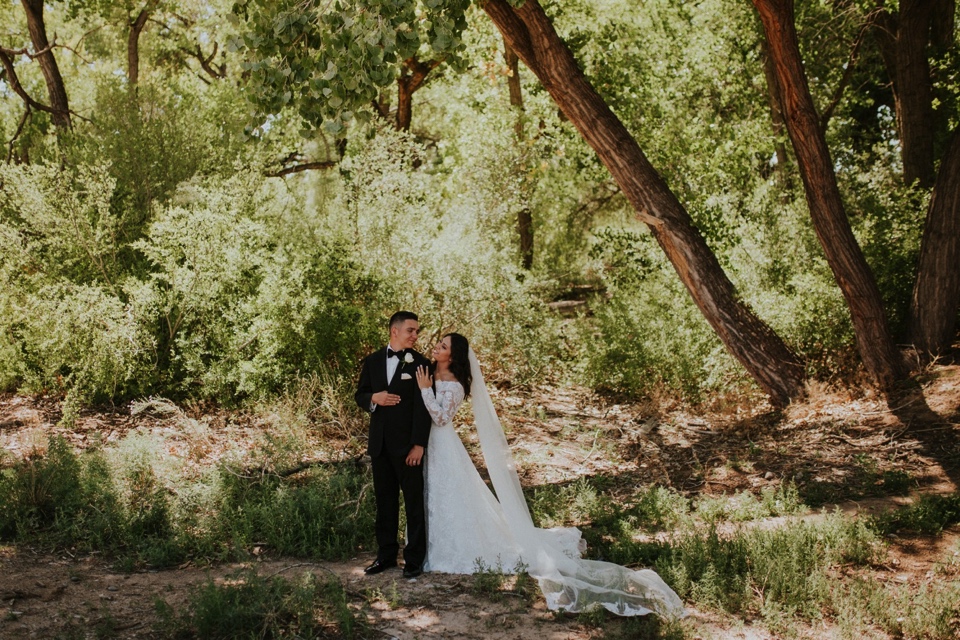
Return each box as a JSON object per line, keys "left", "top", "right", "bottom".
{"left": 403, "top": 352, "right": 414, "bottom": 364}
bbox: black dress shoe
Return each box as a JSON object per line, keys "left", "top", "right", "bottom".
{"left": 402, "top": 565, "right": 422, "bottom": 579}
{"left": 364, "top": 559, "right": 397, "bottom": 575}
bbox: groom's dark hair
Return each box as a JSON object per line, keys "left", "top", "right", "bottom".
{"left": 389, "top": 310, "right": 418, "bottom": 329}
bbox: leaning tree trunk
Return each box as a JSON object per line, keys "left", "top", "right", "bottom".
{"left": 753, "top": 0, "right": 905, "bottom": 392}
{"left": 909, "top": 128, "right": 960, "bottom": 358}
{"left": 20, "top": 0, "right": 69, "bottom": 128}
{"left": 484, "top": 0, "right": 805, "bottom": 406}
{"left": 504, "top": 41, "right": 534, "bottom": 270}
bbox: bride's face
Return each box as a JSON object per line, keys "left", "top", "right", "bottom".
{"left": 432, "top": 336, "right": 452, "bottom": 364}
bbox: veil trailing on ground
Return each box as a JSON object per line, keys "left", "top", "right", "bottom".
{"left": 467, "top": 349, "right": 686, "bottom": 618}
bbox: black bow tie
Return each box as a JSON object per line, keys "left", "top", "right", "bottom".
{"left": 387, "top": 348, "right": 407, "bottom": 360}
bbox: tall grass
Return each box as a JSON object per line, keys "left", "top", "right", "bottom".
{"left": 0, "top": 435, "right": 375, "bottom": 568}
{"left": 154, "top": 568, "right": 366, "bottom": 639}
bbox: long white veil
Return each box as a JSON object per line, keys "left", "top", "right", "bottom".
{"left": 468, "top": 349, "right": 685, "bottom": 618}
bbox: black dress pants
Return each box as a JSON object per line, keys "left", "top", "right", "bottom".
{"left": 371, "top": 451, "right": 426, "bottom": 568}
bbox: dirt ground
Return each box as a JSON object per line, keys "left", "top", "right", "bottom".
{"left": 1, "top": 364, "right": 959, "bottom": 639}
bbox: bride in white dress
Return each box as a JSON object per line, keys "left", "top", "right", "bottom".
{"left": 415, "top": 333, "right": 685, "bottom": 619}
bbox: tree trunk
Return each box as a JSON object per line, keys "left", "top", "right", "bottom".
{"left": 128, "top": 3, "right": 156, "bottom": 85}
{"left": 484, "top": 0, "right": 805, "bottom": 406}
{"left": 895, "top": 0, "right": 936, "bottom": 188}
{"left": 874, "top": 1, "right": 942, "bottom": 189}
{"left": 505, "top": 42, "right": 524, "bottom": 139}
{"left": 504, "top": 41, "right": 534, "bottom": 270}
{"left": 753, "top": 0, "right": 905, "bottom": 392}
{"left": 396, "top": 55, "right": 439, "bottom": 131}
{"left": 909, "top": 128, "right": 960, "bottom": 358}
{"left": 760, "top": 39, "right": 793, "bottom": 189}
{"left": 20, "top": 0, "right": 69, "bottom": 128}
{"left": 930, "top": 0, "right": 956, "bottom": 50}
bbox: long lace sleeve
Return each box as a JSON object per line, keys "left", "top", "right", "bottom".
{"left": 421, "top": 382, "right": 465, "bottom": 427}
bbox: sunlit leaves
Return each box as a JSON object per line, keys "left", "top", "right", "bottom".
{"left": 233, "top": 0, "right": 471, "bottom": 136}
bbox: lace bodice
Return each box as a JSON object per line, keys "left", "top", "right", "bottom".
{"left": 421, "top": 381, "right": 464, "bottom": 427}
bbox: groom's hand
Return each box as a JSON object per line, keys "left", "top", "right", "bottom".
{"left": 405, "top": 445, "right": 424, "bottom": 466}
{"left": 372, "top": 391, "right": 401, "bottom": 406}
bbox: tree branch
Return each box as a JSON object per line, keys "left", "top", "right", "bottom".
{"left": 371, "top": 97, "right": 391, "bottom": 121}
{"left": 820, "top": 7, "right": 883, "bottom": 131}
{"left": 179, "top": 42, "right": 226, "bottom": 80}
{"left": 6, "top": 105, "right": 31, "bottom": 163}
{"left": 0, "top": 49, "right": 61, "bottom": 116}
{"left": 265, "top": 160, "right": 338, "bottom": 177}
{"left": 0, "top": 39, "right": 57, "bottom": 60}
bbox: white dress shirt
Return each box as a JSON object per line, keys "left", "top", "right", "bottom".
{"left": 372, "top": 346, "right": 401, "bottom": 412}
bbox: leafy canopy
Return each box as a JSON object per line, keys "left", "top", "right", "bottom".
{"left": 230, "top": 0, "right": 481, "bottom": 136}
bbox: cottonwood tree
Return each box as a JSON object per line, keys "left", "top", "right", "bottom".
{"left": 753, "top": 0, "right": 906, "bottom": 391}
{"left": 756, "top": 0, "right": 959, "bottom": 369}
{"left": 2, "top": 0, "right": 72, "bottom": 133}
{"left": 875, "top": 0, "right": 955, "bottom": 189}
{"left": 910, "top": 128, "right": 960, "bottom": 359}
{"left": 503, "top": 40, "right": 533, "bottom": 270}
{"left": 872, "top": 0, "right": 960, "bottom": 359}
{"left": 233, "top": 0, "right": 807, "bottom": 405}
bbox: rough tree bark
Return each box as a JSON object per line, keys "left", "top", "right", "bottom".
{"left": 874, "top": 0, "right": 951, "bottom": 188}
{"left": 484, "top": 0, "right": 806, "bottom": 406}
{"left": 895, "top": 0, "right": 936, "bottom": 188}
{"left": 20, "top": 0, "right": 70, "bottom": 128}
{"left": 909, "top": 129, "right": 960, "bottom": 358}
{"left": 760, "top": 39, "right": 793, "bottom": 189}
{"left": 504, "top": 41, "right": 534, "bottom": 270}
{"left": 753, "top": 0, "right": 905, "bottom": 392}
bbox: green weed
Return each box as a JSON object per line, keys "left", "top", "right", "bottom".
{"left": 870, "top": 492, "right": 960, "bottom": 535}
{"left": 654, "top": 510, "right": 882, "bottom": 616}
{"left": 154, "top": 568, "right": 365, "bottom": 639}
{"left": 472, "top": 559, "right": 507, "bottom": 600}
{"left": 0, "top": 436, "right": 376, "bottom": 567}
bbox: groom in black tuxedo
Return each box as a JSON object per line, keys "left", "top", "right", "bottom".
{"left": 355, "top": 311, "right": 432, "bottom": 578}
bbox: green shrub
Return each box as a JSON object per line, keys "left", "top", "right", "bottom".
{"left": 155, "top": 568, "right": 365, "bottom": 639}
{"left": 870, "top": 492, "right": 960, "bottom": 535}
{"left": 215, "top": 463, "right": 376, "bottom": 559}
{"left": 0, "top": 435, "right": 375, "bottom": 567}
{"left": 835, "top": 575, "right": 960, "bottom": 640}
{"left": 580, "top": 230, "right": 740, "bottom": 400}
{"left": 0, "top": 437, "right": 125, "bottom": 548}
{"left": 15, "top": 283, "right": 152, "bottom": 419}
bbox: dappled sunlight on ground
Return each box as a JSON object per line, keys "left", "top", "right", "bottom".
{"left": 1, "top": 363, "right": 959, "bottom": 638}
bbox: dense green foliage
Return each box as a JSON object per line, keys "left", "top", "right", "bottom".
{"left": 0, "top": 0, "right": 957, "bottom": 407}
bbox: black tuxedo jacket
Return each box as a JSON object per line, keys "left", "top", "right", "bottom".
{"left": 355, "top": 348, "right": 432, "bottom": 457}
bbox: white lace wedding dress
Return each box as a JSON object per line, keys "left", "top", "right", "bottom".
{"left": 421, "top": 381, "right": 524, "bottom": 573}
{"left": 419, "top": 365, "right": 685, "bottom": 619}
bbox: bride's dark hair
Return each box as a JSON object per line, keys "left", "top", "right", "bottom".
{"left": 445, "top": 332, "right": 473, "bottom": 398}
